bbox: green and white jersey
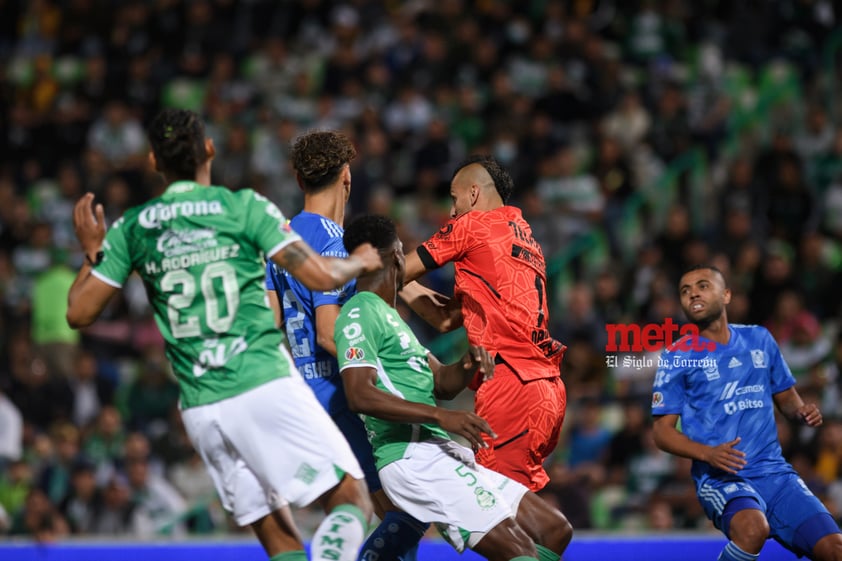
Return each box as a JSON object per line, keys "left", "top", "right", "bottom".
{"left": 92, "top": 181, "right": 301, "bottom": 409}
{"left": 334, "top": 291, "right": 450, "bottom": 470}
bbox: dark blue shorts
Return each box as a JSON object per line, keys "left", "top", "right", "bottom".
{"left": 697, "top": 470, "right": 839, "bottom": 556}
{"left": 332, "top": 405, "right": 381, "bottom": 492}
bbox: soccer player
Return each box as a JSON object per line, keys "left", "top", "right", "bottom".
{"left": 265, "top": 130, "right": 427, "bottom": 561}
{"left": 401, "top": 155, "right": 566, "bottom": 492}
{"left": 66, "top": 108, "right": 380, "bottom": 561}
{"left": 652, "top": 265, "right": 842, "bottom": 561}
{"left": 335, "top": 215, "right": 573, "bottom": 561}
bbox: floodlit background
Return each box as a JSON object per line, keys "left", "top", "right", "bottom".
{"left": 0, "top": 1, "right": 840, "bottom": 557}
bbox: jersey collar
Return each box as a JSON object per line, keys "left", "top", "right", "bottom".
{"left": 164, "top": 181, "right": 199, "bottom": 196}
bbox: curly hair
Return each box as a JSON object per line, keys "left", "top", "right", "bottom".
{"left": 290, "top": 131, "right": 357, "bottom": 191}
{"left": 452, "top": 155, "right": 514, "bottom": 204}
{"left": 148, "top": 109, "right": 208, "bottom": 181}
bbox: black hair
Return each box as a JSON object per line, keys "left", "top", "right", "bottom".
{"left": 343, "top": 215, "right": 397, "bottom": 254}
{"left": 682, "top": 264, "right": 728, "bottom": 287}
{"left": 291, "top": 131, "right": 357, "bottom": 191}
{"left": 452, "top": 155, "right": 514, "bottom": 203}
{"left": 147, "top": 109, "right": 208, "bottom": 181}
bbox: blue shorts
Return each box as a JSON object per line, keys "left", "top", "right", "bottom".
{"left": 331, "top": 405, "right": 381, "bottom": 492}
{"left": 697, "top": 470, "right": 837, "bottom": 556}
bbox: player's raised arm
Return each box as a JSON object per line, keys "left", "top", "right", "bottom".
{"left": 269, "top": 239, "right": 382, "bottom": 292}
{"left": 67, "top": 193, "right": 120, "bottom": 328}
{"left": 399, "top": 282, "right": 463, "bottom": 333}
{"left": 427, "top": 345, "right": 494, "bottom": 400}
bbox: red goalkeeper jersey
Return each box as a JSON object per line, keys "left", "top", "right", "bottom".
{"left": 417, "top": 206, "right": 565, "bottom": 384}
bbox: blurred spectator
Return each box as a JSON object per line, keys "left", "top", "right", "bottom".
{"left": 67, "top": 349, "right": 115, "bottom": 430}
{"left": 91, "top": 474, "right": 136, "bottom": 536}
{"left": 82, "top": 406, "right": 125, "bottom": 482}
{"left": 86, "top": 99, "right": 147, "bottom": 171}
{"left": 31, "top": 249, "right": 79, "bottom": 380}
{"left": 38, "top": 423, "right": 82, "bottom": 506}
{"left": 0, "top": 390, "right": 23, "bottom": 468}
{"left": 58, "top": 458, "right": 102, "bottom": 534}
{"left": 125, "top": 455, "right": 187, "bottom": 538}
{"left": 9, "top": 488, "right": 69, "bottom": 541}
{"left": 125, "top": 349, "right": 179, "bottom": 437}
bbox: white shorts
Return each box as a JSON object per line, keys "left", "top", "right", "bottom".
{"left": 180, "top": 368, "right": 363, "bottom": 526}
{"left": 378, "top": 439, "right": 528, "bottom": 552}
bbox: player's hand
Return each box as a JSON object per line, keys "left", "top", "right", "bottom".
{"left": 73, "top": 193, "right": 106, "bottom": 255}
{"left": 704, "top": 437, "right": 747, "bottom": 474}
{"left": 437, "top": 409, "right": 496, "bottom": 450}
{"left": 350, "top": 242, "right": 383, "bottom": 273}
{"left": 462, "top": 345, "right": 494, "bottom": 383}
{"left": 797, "top": 403, "right": 822, "bottom": 427}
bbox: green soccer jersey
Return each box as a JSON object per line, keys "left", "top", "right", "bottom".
{"left": 92, "top": 181, "right": 301, "bottom": 408}
{"left": 334, "top": 291, "right": 450, "bottom": 470}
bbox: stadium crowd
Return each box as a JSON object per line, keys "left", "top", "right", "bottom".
{"left": 1, "top": 0, "right": 842, "bottom": 541}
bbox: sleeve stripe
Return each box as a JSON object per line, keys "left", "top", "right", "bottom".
{"left": 339, "top": 363, "right": 379, "bottom": 372}
{"left": 416, "top": 245, "right": 439, "bottom": 270}
{"left": 266, "top": 234, "right": 303, "bottom": 260}
{"left": 91, "top": 269, "right": 123, "bottom": 288}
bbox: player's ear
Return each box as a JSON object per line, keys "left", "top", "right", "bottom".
{"left": 148, "top": 151, "right": 159, "bottom": 172}
{"left": 204, "top": 137, "right": 216, "bottom": 161}
{"left": 470, "top": 184, "right": 479, "bottom": 206}
{"left": 722, "top": 288, "right": 732, "bottom": 305}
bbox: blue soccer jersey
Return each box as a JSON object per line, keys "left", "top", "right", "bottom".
{"left": 652, "top": 324, "right": 796, "bottom": 482}
{"left": 265, "top": 212, "right": 354, "bottom": 412}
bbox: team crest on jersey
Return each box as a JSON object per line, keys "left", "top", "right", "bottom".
{"left": 281, "top": 220, "right": 292, "bottom": 233}
{"left": 437, "top": 223, "right": 453, "bottom": 238}
{"left": 703, "top": 357, "right": 720, "bottom": 381}
{"left": 345, "top": 347, "right": 365, "bottom": 361}
{"left": 475, "top": 487, "right": 496, "bottom": 510}
{"left": 652, "top": 391, "right": 664, "bottom": 408}
{"left": 750, "top": 349, "right": 767, "bottom": 368}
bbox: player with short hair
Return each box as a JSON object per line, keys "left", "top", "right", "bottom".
{"left": 265, "top": 130, "right": 427, "bottom": 561}
{"left": 652, "top": 265, "right": 842, "bottom": 561}
{"left": 401, "top": 155, "right": 566, "bottom": 492}
{"left": 335, "top": 214, "right": 573, "bottom": 561}
{"left": 66, "top": 108, "right": 381, "bottom": 561}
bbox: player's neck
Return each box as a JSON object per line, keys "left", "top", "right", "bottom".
{"left": 699, "top": 318, "right": 731, "bottom": 345}
{"left": 303, "top": 184, "right": 346, "bottom": 225}
{"left": 357, "top": 273, "right": 398, "bottom": 308}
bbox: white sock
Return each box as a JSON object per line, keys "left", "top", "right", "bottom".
{"left": 311, "top": 504, "right": 367, "bottom": 561}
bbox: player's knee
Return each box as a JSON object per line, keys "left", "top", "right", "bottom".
{"left": 729, "top": 509, "right": 770, "bottom": 552}
{"left": 514, "top": 493, "right": 572, "bottom": 555}
{"left": 475, "top": 520, "right": 537, "bottom": 561}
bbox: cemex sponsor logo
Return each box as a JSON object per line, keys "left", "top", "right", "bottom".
{"left": 605, "top": 318, "right": 716, "bottom": 352}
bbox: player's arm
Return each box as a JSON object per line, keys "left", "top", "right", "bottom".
{"left": 266, "top": 289, "right": 282, "bottom": 328}
{"left": 773, "top": 386, "right": 823, "bottom": 427}
{"left": 315, "top": 304, "right": 340, "bottom": 356}
{"left": 341, "top": 365, "right": 494, "bottom": 449}
{"left": 403, "top": 248, "right": 429, "bottom": 284}
{"left": 67, "top": 265, "right": 120, "bottom": 328}
{"left": 67, "top": 194, "right": 121, "bottom": 328}
{"left": 427, "top": 345, "right": 494, "bottom": 400}
{"left": 399, "top": 282, "right": 463, "bottom": 333}
{"left": 269, "top": 240, "right": 381, "bottom": 292}
{"left": 652, "top": 414, "right": 747, "bottom": 474}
